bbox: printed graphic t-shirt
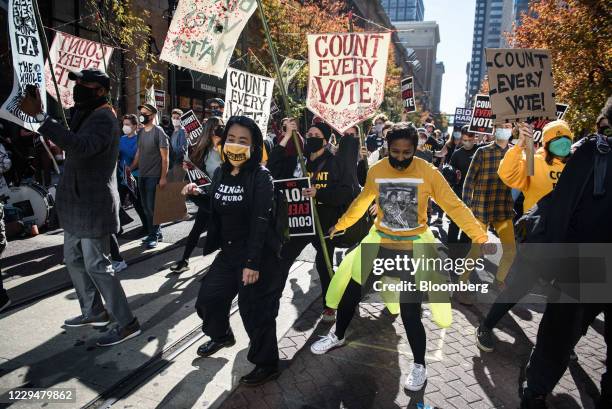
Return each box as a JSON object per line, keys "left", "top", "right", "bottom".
{"left": 213, "top": 171, "right": 249, "bottom": 241}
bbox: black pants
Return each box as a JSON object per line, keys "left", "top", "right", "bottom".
{"left": 580, "top": 304, "right": 612, "bottom": 398}
{"left": 195, "top": 240, "right": 282, "bottom": 368}
{"left": 278, "top": 235, "right": 334, "bottom": 309}
{"left": 334, "top": 248, "right": 426, "bottom": 366}
{"left": 181, "top": 204, "right": 209, "bottom": 262}
{"left": 119, "top": 183, "right": 146, "bottom": 229}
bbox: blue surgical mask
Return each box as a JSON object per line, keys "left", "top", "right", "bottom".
{"left": 548, "top": 137, "right": 572, "bottom": 157}
{"left": 495, "top": 128, "right": 512, "bottom": 140}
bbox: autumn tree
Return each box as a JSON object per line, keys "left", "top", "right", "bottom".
{"left": 509, "top": 0, "right": 612, "bottom": 134}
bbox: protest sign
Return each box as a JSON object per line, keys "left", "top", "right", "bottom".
{"left": 307, "top": 32, "right": 391, "bottom": 133}
{"left": 453, "top": 107, "right": 473, "bottom": 133}
{"left": 485, "top": 48, "right": 556, "bottom": 123}
{"left": 44, "top": 31, "right": 113, "bottom": 108}
{"left": 530, "top": 103, "right": 569, "bottom": 144}
{"left": 0, "top": 0, "right": 47, "bottom": 131}
{"left": 279, "top": 58, "right": 305, "bottom": 92}
{"left": 468, "top": 94, "right": 494, "bottom": 135}
{"left": 155, "top": 90, "right": 165, "bottom": 109}
{"left": 153, "top": 182, "right": 188, "bottom": 225}
{"left": 401, "top": 76, "right": 415, "bottom": 113}
{"left": 223, "top": 68, "right": 275, "bottom": 137}
{"left": 273, "top": 177, "right": 315, "bottom": 237}
{"left": 186, "top": 163, "right": 212, "bottom": 190}
{"left": 160, "top": 0, "right": 257, "bottom": 78}
{"left": 122, "top": 163, "right": 136, "bottom": 196}
{"left": 180, "top": 110, "right": 203, "bottom": 146}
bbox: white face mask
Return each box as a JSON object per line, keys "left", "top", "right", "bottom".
{"left": 374, "top": 123, "right": 384, "bottom": 133}
{"left": 418, "top": 138, "right": 426, "bottom": 147}
{"left": 495, "top": 128, "right": 512, "bottom": 140}
{"left": 122, "top": 125, "right": 132, "bottom": 135}
{"left": 172, "top": 119, "right": 181, "bottom": 127}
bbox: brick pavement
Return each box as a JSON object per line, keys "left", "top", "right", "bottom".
{"left": 221, "top": 296, "right": 607, "bottom": 409}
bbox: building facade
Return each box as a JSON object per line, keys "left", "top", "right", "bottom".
{"left": 379, "top": 0, "right": 424, "bottom": 22}
{"left": 432, "top": 62, "right": 444, "bottom": 113}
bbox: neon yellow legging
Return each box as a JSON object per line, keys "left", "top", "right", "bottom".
{"left": 325, "top": 226, "right": 453, "bottom": 328}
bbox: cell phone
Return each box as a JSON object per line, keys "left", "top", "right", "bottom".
{"left": 25, "top": 84, "right": 37, "bottom": 98}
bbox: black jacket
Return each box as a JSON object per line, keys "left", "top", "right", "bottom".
{"left": 204, "top": 165, "right": 277, "bottom": 270}
{"left": 267, "top": 144, "right": 298, "bottom": 180}
{"left": 449, "top": 145, "right": 479, "bottom": 194}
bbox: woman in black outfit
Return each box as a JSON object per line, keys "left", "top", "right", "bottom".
{"left": 190, "top": 116, "right": 283, "bottom": 386}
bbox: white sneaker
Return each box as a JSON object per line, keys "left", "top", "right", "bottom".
{"left": 404, "top": 363, "right": 427, "bottom": 391}
{"left": 112, "top": 260, "right": 128, "bottom": 273}
{"left": 310, "top": 331, "right": 345, "bottom": 355}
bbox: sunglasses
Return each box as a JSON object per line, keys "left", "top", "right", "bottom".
{"left": 343, "top": 133, "right": 356, "bottom": 137}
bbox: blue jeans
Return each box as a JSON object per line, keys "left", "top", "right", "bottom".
{"left": 139, "top": 177, "right": 161, "bottom": 238}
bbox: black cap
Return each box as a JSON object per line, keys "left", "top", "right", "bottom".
{"left": 138, "top": 103, "right": 158, "bottom": 115}
{"left": 68, "top": 69, "right": 110, "bottom": 90}
{"left": 207, "top": 98, "right": 224, "bottom": 108}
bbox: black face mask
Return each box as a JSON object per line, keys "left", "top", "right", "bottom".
{"left": 305, "top": 137, "right": 325, "bottom": 154}
{"left": 388, "top": 154, "right": 413, "bottom": 170}
{"left": 139, "top": 114, "right": 152, "bottom": 125}
{"left": 73, "top": 84, "right": 100, "bottom": 106}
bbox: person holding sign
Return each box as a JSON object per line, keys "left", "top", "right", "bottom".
{"left": 312, "top": 122, "right": 492, "bottom": 392}
{"left": 170, "top": 117, "right": 225, "bottom": 274}
{"left": 194, "top": 116, "right": 283, "bottom": 386}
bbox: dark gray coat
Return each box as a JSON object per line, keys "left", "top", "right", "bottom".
{"left": 38, "top": 108, "right": 120, "bottom": 238}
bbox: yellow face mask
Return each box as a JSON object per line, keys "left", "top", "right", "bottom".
{"left": 223, "top": 143, "right": 251, "bottom": 167}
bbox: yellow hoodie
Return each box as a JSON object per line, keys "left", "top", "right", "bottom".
{"left": 498, "top": 145, "right": 566, "bottom": 212}
{"left": 335, "top": 157, "right": 489, "bottom": 243}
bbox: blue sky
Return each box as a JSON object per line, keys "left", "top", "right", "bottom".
{"left": 424, "top": 0, "right": 476, "bottom": 114}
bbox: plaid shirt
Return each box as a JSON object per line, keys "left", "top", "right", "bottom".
{"left": 462, "top": 142, "right": 514, "bottom": 223}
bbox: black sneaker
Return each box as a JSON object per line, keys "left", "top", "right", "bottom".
{"left": 197, "top": 337, "right": 236, "bottom": 357}
{"left": 239, "top": 366, "right": 280, "bottom": 386}
{"left": 476, "top": 325, "right": 495, "bottom": 352}
{"left": 170, "top": 260, "right": 189, "bottom": 273}
{"left": 0, "top": 293, "right": 11, "bottom": 313}
{"left": 64, "top": 311, "right": 110, "bottom": 328}
{"left": 96, "top": 318, "right": 141, "bottom": 347}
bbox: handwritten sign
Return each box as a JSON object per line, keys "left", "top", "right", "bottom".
{"left": 468, "top": 94, "right": 493, "bottom": 135}
{"left": 279, "top": 58, "right": 305, "bottom": 93}
{"left": 223, "top": 68, "right": 274, "bottom": 137}
{"left": 160, "top": 0, "right": 257, "bottom": 78}
{"left": 0, "top": 0, "right": 47, "bottom": 131}
{"left": 180, "top": 110, "right": 203, "bottom": 146}
{"left": 44, "top": 32, "right": 113, "bottom": 108}
{"left": 273, "top": 177, "right": 315, "bottom": 237}
{"left": 530, "top": 103, "right": 569, "bottom": 144}
{"left": 401, "top": 76, "right": 415, "bottom": 113}
{"left": 453, "top": 107, "right": 473, "bottom": 133}
{"left": 307, "top": 32, "right": 391, "bottom": 133}
{"left": 485, "top": 48, "right": 556, "bottom": 123}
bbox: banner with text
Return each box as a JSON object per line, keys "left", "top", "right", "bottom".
{"left": 0, "top": 0, "right": 47, "bottom": 131}
{"left": 223, "top": 68, "right": 274, "bottom": 137}
{"left": 279, "top": 58, "right": 305, "bottom": 93}
{"left": 274, "top": 177, "right": 315, "bottom": 237}
{"left": 453, "top": 107, "right": 473, "bottom": 133}
{"left": 530, "top": 103, "right": 569, "bottom": 144}
{"left": 44, "top": 32, "right": 113, "bottom": 108}
{"left": 401, "top": 76, "right": 415, "bottom": 113}
{"left": 468, "top": 94, "right": 494, "bottom": 135}
{"left": 485, "top": 48, "right": 556, "bottom": 123}
{"left": 307, "top": 32, "right": 391, "bottom": 133}
{"left": 160, "top": 0, "right": 257, "bottom": 78}
{"left": 180, "top": 110, "right": 203, "bottom": 146}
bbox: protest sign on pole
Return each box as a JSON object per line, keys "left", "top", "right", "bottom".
{"left": 401, "top": 76, "right": 415, "bottom": 113}
{"left": 180, "top": 110, "right": 204, "bottom": 146}
{"left": 155, "top": 90, "right": 165, "bottom": 110}
{"left": 468, "top": 94, "right": 494, "bottom": 135}
{"left": 273, "top": 177, "right": 315, "bottom": 237}
{"left": 306, "top": 32, "right": 391, "bottom": 133}
{"left": 530, "top": 103, "right": 569, "bottom": 143}
{"left": 160, "top": 0, "right": 257, "bottom": 78}
{"left": 485, "top": 48, "right": 556, "bottom": 124}
{"left": 279, "top": 58, "right": 305, "bottom": 93}
{"left": 43, "top": 31, "right": 113, "bottom": 108}
{"left": 453, "top": 107, "right": 473, "bottom": 133}
{"left": 0, "top": 0, "right": 47, "bottom": 131}
{"left": 223, "top": 67, "right": 275, "bottom": 137}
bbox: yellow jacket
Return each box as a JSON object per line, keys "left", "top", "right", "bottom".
{"left": 498, "top": 145, "right": 566, "bottom": 212}
{"left": 335, "top": 157, "right": 488, "bottom": 243}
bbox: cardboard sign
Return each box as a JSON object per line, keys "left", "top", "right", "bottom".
{"left": 160, "top": 0, "right": 257, "bottom": 78}
{"left": 453, "top": 107, "right": 473, "bottom": 133}
{"left": 122, "top": 163, "right": 136, "bottom": 196}
{"left": 0, "top": 0, "right": 47, "bottom": 131}
{"left": 485, "top": 48, "right": 556, "bottom": 123}
{"left": 155, "top": 89, "right": 165, "bottom": 109}
{"left": 44, "top": 31, "right": 113, "bottom": 108}
{"left": 223, "top": 68, "right": 275, "bottom": 137}
{"left": 401, "top": 76, "right": 415, "bottom": 113}
{"left": 306, "top": 32, "right": 391, "bottom": 133}
{"left": 530, "top": 103, "right": 569, "bottom": 144}
{"left": 279, "top": 58, "right": 305, "bottom": 92}
{"left": 180, "top": 110, "right": 203, "bottom": 146}
{"left": 273, "top": 177, "right": 315, "bottom": 237}
{"left": 186, "top": 162, "right": 212, "bottom": 189}
{"left": 468, "top": 94, "right": 494, "bottom": 135}
{"left": 153, "top": 181, "right": 188, "bottom": 225}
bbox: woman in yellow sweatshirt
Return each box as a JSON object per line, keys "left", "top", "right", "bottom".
{"left": 498, "top": 120, "right": 574, "bottom": 213}
{"left": 310, "top": 122, "right": 491, "bottom": 392}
